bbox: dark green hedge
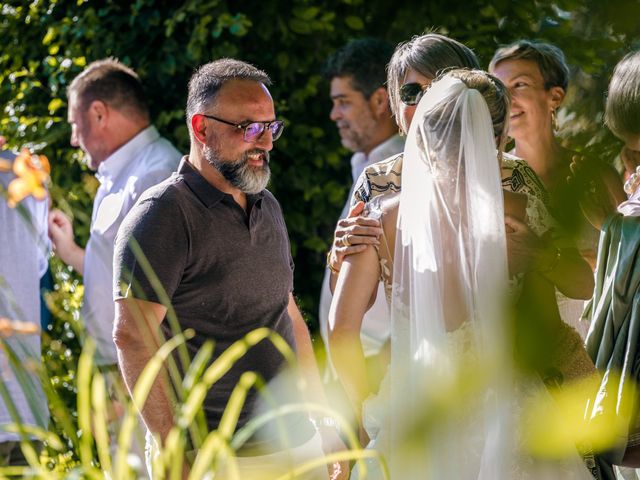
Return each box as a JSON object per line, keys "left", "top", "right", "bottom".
{"left": 1, "top": 0, "right": 639, "bottom": 327}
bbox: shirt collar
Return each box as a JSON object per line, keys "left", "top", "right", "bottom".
{"left": 178, "top": 157, "right": 265, "bottom": 209}
{"left": 350, "top": 134, "right": 405, "bottom": 182}
{"left": 96, "top": 125, "right": 159, "bottom": 183}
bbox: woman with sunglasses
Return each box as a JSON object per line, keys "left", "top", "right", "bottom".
{"left": 331, "top": 67, "right": 597, "bottom": 479}
{"left": 490, "top": 40, "right": 627, "bottom": 339}
{"left": 326, "top": 32, "right": 479, "bottom": 447}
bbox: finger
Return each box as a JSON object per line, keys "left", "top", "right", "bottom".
{"left": 334, "top": 244, "right": 368, "bottom": 256}
{"left": 347, "top": 201, "right": 365, "bottom": 218}
{"left": 336, "top": 216, "right": 381, "bottom": 230}
{"left": 504, "top": 214, "right": 526, "bottom": 232}
{"left": 344, "top": 234, "right": 380, "bottom": 246}
{"left": 346, "top": 224, "right": 383, "bottom": 238}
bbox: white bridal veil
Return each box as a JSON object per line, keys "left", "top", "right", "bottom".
{"left": 388, "top": 73, "right": 513, "bottom": 479}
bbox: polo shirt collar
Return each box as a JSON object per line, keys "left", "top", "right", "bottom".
{"left": 178, "top": 157, "right": 265, "bottom": 209}
{"left": 96, "top": 125, "right": 159, "bottom": 184}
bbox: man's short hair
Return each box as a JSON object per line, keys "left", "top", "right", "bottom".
{"left": 605, "top": 51, "right": 640, "bottom": 140}
{"left": 323, "top": 38, "right": 394, "bottom": 98}
{"left": 186, "top": 58, "right": 271, "bottom": 130}
{"left": 68, "top": 58, "right": 149, "bottom": 118}
{"left": 489, "top": 40, "right": 569, "bottom": 91}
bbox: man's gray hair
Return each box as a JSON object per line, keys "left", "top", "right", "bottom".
{"left": 388, "top": 33, "right": 479, "bottom": 133}
{"left": 489, "top": 40, "right": 569, "bottom": 91}
{"left": 186, "top": 58, "right": 271, "bottom": 129}
{"left": 605, "top": 50, "right": 640, "bottom": 140}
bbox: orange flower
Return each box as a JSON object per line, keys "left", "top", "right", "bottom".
{"left": 4, "top": 148, "right": 50, "bottom": 207}
{"left": 0, "top": 317, "right": 40, "bottom": 337}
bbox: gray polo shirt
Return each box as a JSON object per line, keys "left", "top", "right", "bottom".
{"left": 114, "top": 158, "right": 298, "bottom": 433}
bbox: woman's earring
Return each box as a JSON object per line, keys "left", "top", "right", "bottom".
{"left": 551, "top": 109, "right": 559, "bottom": 132}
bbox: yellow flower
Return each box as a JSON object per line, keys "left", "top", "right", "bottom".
{"left": 5, "top": 147, "right": 50, "bottom": 207}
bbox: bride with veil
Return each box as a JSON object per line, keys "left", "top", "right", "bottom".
{"left": 332, "top": 69, "right": 596, "bottom": 479}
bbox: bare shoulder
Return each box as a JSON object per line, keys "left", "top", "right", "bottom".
{"left": 503, "top": 189, "right": 528, "bottom": 223}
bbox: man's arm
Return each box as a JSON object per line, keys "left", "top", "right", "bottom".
{"left": 48, "top": 209, "right": 85, "bottom": 274}
{"left": 287, "top": 293, "right": 328, "bottom": 405}
{"left": 287, "top": 294, "right": 348, "bottom": 480}
{"left": 113, "top": 297, "right": 175, "bottom": 442}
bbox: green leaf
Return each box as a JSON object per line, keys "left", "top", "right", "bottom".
{"left": 293, "top": 6, "right": 320, "bottom": 20}
{"left": 42, "top": 27, "right": 56, "bottom": 45}
{"left": 47, "top": 98, "right": 65, "bottom": 114}
{"left": 345, "top": 15, "right": 364, "bottom": 30}
{"left": 289, "top": 18, "right": 311, "bottom": 34}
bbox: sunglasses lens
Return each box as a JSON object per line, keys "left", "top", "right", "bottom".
{"left": 244, "top": 123, "right": 265, "bottom": 142}
{"left": 270, "top": 121, "right": 284, "bottom": 141}
{"left": 400, "top": 82, "right": 423, "bottom": 106}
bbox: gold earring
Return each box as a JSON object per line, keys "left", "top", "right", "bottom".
{"left": 551, "top": 109, "right": 559, "bottom": 132}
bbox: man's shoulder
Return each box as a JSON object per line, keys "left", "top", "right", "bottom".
{"left": 259, "top": 189, "right": 285, "bottom": 215}
{"left": 135, "top": 173, "right": 188, "bottom": 208}
{"left": 135, "top": 135, "right": 181, "bottom": 171}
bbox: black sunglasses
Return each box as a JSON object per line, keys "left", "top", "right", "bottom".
{"left": 201, "top": 114, "right": 284, "bottom": 143}
{"left": 399, "top": 82, "right": 429, "bottom": 106}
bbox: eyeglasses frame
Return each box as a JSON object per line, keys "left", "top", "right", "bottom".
{"left": 199, "top": 113, "right": 284, "bottom": 143}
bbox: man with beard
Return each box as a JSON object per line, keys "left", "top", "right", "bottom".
{"left": 113, "top": 59, "right": 344, "bottom": 479}
{"left": 320, "top": 38, "right": 403, "bottom": 377}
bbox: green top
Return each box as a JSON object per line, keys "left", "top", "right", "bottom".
{"left": 586, "top": 213, "right": 640, "bottom": 468}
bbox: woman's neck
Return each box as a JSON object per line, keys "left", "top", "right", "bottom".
{"left": 513, "top": 132, "right": 566, "bottom": 187}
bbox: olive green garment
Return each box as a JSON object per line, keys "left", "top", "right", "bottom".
{"left": 586, "top": 214, "right": 640, "bottom": 473}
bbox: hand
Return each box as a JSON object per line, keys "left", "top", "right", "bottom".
{"left": 328, "top": 201, "right": 383, "bottom": 274}
{"left": 568, "top": 154, "right": 618, "bottom": 230}
{"left": 317, "top": 426, "right": 349, "bottom": 480}
{"left": 48, "top": 208, "right": 85, "bottom": 272}
{"left": 621, "top": 146, "right": 640, "bottom": 179}
{"left": 504, "top": 215, "right": 545, "bottom": 276}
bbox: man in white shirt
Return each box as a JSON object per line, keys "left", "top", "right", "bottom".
{"left": 47, "top": 59, "right": 180, "bottom": 469}
{"left": 49, "top": 58, "right": 180, "bottom": 369}
{"left": 320, "top": 39, "right": 404, "bottom": 365}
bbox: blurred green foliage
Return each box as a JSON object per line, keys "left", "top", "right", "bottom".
{"left": 1, "top": 0, "right": 639, "bottom": 470}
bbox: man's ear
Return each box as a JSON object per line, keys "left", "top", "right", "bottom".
{"left": 191, "top": 114, "right": 207, "bottom": 145}
{"left": 88, "top": 100, "right": 108, "bottom": 126}
{"left": 369, "top": 87, "right": 391, "bottom": 117}
{"left": 549, "top": 86, "right": 565, "bottom": 110}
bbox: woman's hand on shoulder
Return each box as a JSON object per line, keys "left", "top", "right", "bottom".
{"left": 328, "top": 201, "right": 382, "bottom": 274}
{"left": 568, "top": 154, "right": 623, "bottom": 230}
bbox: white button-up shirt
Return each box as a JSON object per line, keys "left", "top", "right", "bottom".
{"left": 319, "top": 134, "right": 404, "bottom": 359}
{"left": 83, "top": 125, "right": 180, "bottom": 365}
